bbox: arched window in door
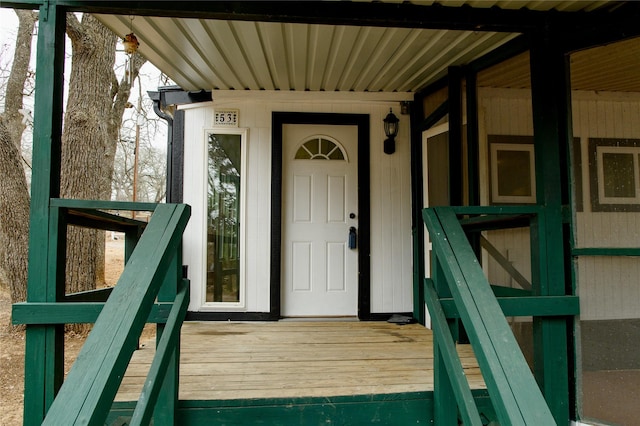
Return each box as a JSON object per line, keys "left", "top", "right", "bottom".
{"left": 294, "top": 136, "right": 347, "bottom": 161}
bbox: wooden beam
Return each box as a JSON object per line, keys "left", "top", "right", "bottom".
{"left": 50, "top": 198, "right": 158, "bottom": 211}
{"left": 7, "top": 0, "right": 636, "bottom": 40}
{"left": 529, "top": 28, "right": 573, "bottom": 425}
{"left": 423, "top": 207, "right": 555, "bottom": 424}
{"left": 465, "top": 70, "right": 480, "bottom": 208}
{"left": 572, "top": 247, "right": 640, "bottom": 257}
{"left": 418, "top": 100, "right": 448, "bottom": 132}
{"left": 130, "top": 280, "right": 189, "bottom": 425}
{"left": 23, "top": 3, "right": 66, "bottom": 424}
{"left": 424, "top": 279, "right": 483, "bottom": 426}
{"left": 66, "top": 208, "right": 147, "bottom": 232}
{"left": 448, "top": 67, "right": 464, "bottom": 207}
{"left": 109, "top": 391, "right": 494, "bottom": 425}
{"left": 12, "top": 301, "right": 173, "bottom": 324}
{"left": 0, "top": 1, "right": 562, "bottom": 32}
{"left": 467, "top": 35, "right": 529, "bottom": 73}
{"left": 41, "top": 204, "right": 190, "bottom": 425}
{"left": 557, "top": 2, "right": 640, "bottom": 52}
{"left": 411, "top": 91, "right": 426, "bottom": 324}
{"left": 438, "top": 295, "right": 580, "bottom": 318}
{"left": 63, "top": 287, "right": 114, "bottom": 302}
{"left": 480, "top": 236, "right": 532, "bottom": 291}
{"left": 153, "top": 242, "right": 185, "bottom": 424}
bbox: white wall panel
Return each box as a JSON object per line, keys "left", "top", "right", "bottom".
{"left": 181, "top": 92, "right": 412, "bottom": 314}
{"left": 182, "top": 106, "right": 212, "bottom": 311}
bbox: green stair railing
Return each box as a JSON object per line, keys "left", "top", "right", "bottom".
{"left": 423, "top": 206, "right": 579, "bottom": 425}
{"left": 13, "top": 201, "right": 190, "bottom": 425}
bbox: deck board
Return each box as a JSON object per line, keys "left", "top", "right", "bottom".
{"left": 115, "top": 321, "right": 485, "bottom": 401}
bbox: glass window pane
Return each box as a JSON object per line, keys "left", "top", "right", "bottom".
{"left": 306, "top": 138, "right": 319, "bottom": 156}
{"left": 328, "top": 148, "right": 345, "bottom": 160}
{"left": 295, "top": 137, "right": 345, "bottom": 160}
{"left": 319, "top": 138, "right": 330, "bottom": 156}
{"left": 497, "top": 150, "right": 532, "bottom": 197}
{"left": 294, "top": 147, "right": 311, "bottom": 159}
{"left": 206, "top": 133, "right": 241, "bottom": 303}
{"left": 602, "top": 152, "right": 635, "bottom": 198}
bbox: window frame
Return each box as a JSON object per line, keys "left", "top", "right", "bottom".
{"left": 293, "top": 134, "right": 349, "bottom": 161}
{"left": 488, "top": 135, "right": 536, "bottom": 204}
{"left": 200, "top": 127, "right": 248, "bottom": 310}
{"left": 589, "top": 138, "right": 640, "bottom": 212}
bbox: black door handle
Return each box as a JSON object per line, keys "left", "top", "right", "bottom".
{"left": 348, "top": 226, "right": 357, "bottom": 250}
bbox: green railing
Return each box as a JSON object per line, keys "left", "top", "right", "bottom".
{"left": 13, "top": 200, "right": 191, "bottom": 425}
{"left": 423, "top": 206, "right": 579, "bottom": 425}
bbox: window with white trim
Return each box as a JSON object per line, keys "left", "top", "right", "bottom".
{"left": 205, "top": 129, "right": 247, "bottom": 306}
{"left": 589, "top": 138, "right": 640, "bottom": 212}
{"left": 489, "top": 136, "right": 536, "bottom": 204}
{"left": 295, "top": 136, "right": 346, "bottom": 160}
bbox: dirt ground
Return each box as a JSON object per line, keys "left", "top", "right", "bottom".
{"left": 0, "top": 235, "right": 127, "bottom": 425}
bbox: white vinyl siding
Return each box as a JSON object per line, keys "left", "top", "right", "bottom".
{"left": 182, "top": 91, "right": 413, "bottom": 313}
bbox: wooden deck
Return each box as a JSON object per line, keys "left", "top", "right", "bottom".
{"left": 116, "top": 321, "right": 485, "bottom": 401}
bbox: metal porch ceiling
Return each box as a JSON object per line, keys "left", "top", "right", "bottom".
{"left": 94, "top": 1, "right": 633, "bottom": 94}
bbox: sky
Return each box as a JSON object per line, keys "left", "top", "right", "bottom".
{"left": 0, "top": 6, "right": 169, "bottom": 150}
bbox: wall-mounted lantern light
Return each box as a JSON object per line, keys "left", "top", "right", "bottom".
{"left": 383, "top": 108, "right": 399, "bottom": 155}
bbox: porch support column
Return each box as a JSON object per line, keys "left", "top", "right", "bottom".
{"left": 465, "top": 69, "right": 482, "bottom": 262}
{"left": 447, "top": 67, "right": 464, "bottom": 207}
{"left": 411, "top": 93, "right": 426, "bottom": 324}
{"left": 465, "top": 70, "right": 480, "bottom": 208}
{"left": 447, "top": 67, "right": 467, "bottom": 342}
{"left": 154, "top": 245, "right": 184, "bottom": 424}
{"left": 529, "top": 29, "right": 573, "bottom": 425}
{"left": 23, "top": 2, "right": 67, "bottom": 424}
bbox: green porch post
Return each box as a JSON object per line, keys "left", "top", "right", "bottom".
{"left": 529, "top": 30, "right": 573, "bottom": 425}
{"left": 153, "top": 244, "right": 184, "bottom": 425}
{"left": 447, "top": 66, "right": 463, "bottom": 207}
{"left": 23, "top": 1, "right": 67, "bottom": 424}
{"left": 411, "top": 92, "right": 426, "bottom": 324}
{"left": 431, "top": 260, "right": 457, "bottom": 426}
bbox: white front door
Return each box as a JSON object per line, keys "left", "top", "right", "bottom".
{"left": 282, "top": 124, "right": 359, "bottom": 317}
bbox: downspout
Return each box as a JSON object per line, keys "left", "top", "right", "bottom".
{"left": 149, "top": 88, "right": 212, "bottom": 203}
{"left": 148, "top": 90, "right": 175, "bottom": 202}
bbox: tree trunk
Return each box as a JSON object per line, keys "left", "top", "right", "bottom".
{"left": 62, "top": 14, "right": 144, "bottom": 296}
{"left": 0, "top": 10, "right": 37, "bottom": 304}
{"left": 61, "top": 14, "right": 119, "bottom": 295}
{"left": 0, "top": 120, "right": 30, "bottom": 304}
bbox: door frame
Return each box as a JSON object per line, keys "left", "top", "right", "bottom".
{"left": 271, "top": 112, "right": 371, "bottom": 320}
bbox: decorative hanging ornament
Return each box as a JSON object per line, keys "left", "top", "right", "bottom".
{"left": 123, "top": 33, "right": 139, "bottom": 55}
{"left": 123, "top": 16, "right": 140, "bottom": 87}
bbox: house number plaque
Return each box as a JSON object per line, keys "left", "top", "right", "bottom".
{"left": 214, "top": 109, "right": 239, "bottom": 127}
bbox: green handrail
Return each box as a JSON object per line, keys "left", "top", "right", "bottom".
{"left": 130, "top": 278, "right": 190, "bottom": 425}
{"left": 424, "top": 278, "right": 483, "bottom": 425}
{"left": 423, "top": 206, "right": 556, "bottom": 425}
{"left": 40, "top": 203, "right": 190, "bottom": 425}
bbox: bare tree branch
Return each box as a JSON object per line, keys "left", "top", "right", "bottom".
{"left": 4, "top": 10, "right": 37, "bottom": 150}
{"left": 65, "top": 12, "right": 84, "bottom": 45}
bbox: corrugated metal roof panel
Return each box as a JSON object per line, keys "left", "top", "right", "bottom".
{"left": 95, "top": 1, "right": 636, "bottom": 94}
